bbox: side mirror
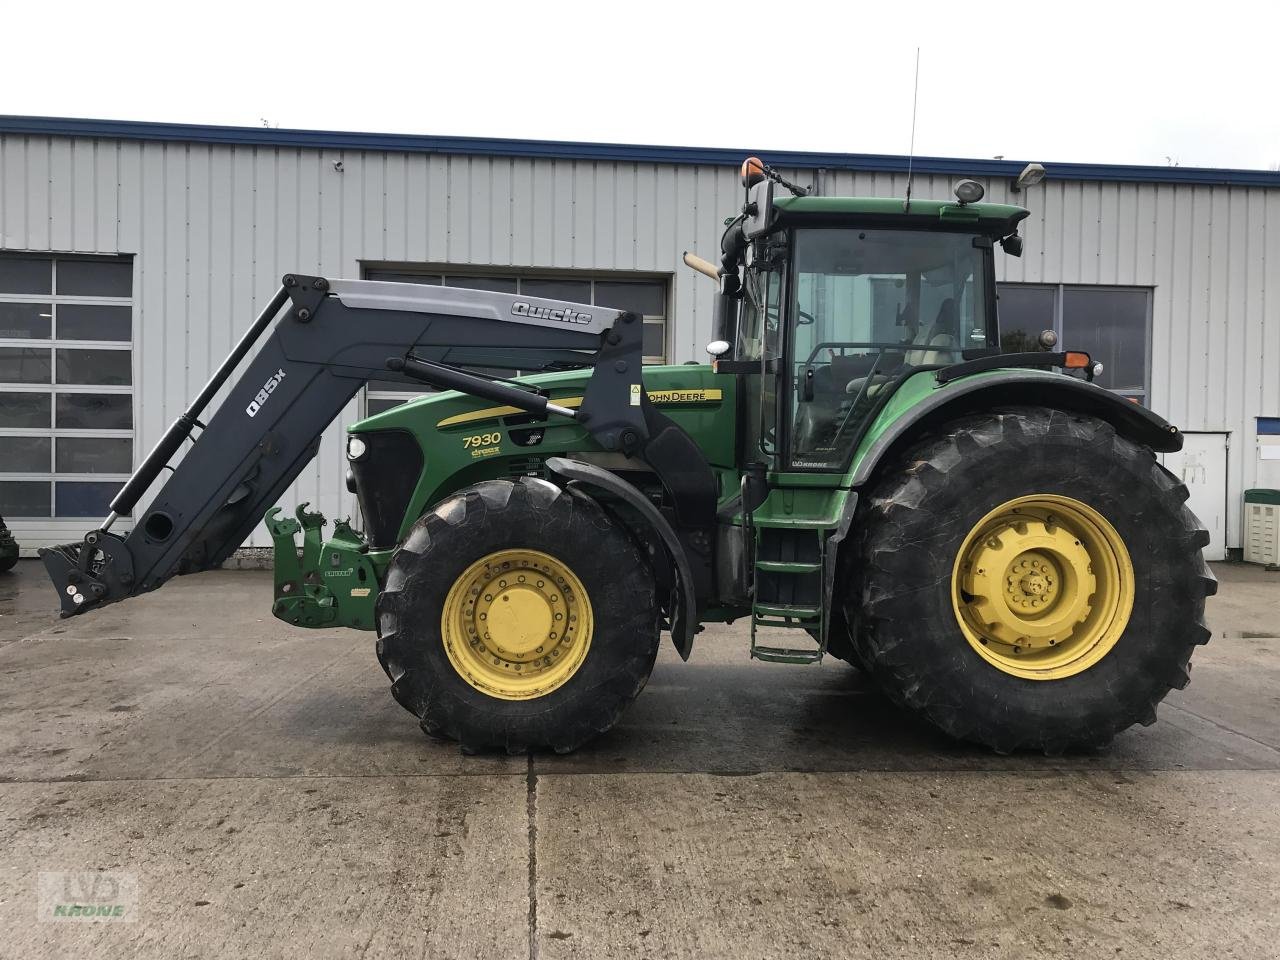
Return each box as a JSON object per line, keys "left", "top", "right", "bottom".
{"left": 743, "top": 179, "right": 776, "bottom": 240}
{"left": 1001, "top": 234, "right": 1024, "bottom": 257}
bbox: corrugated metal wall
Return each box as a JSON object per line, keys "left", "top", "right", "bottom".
{"left": 2, "top": 134, "right": 1276, "bottom": 546}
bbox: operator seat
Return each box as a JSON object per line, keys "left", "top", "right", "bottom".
{"left": 844, "top": 298, "right": 960, "bottom": 399}
{"left": 903, "top": 298, "right": 959, "bottom": 366}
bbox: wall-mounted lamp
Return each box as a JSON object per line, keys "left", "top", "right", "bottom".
{"left": 1010, "top": 162, "right": 1046, "bottom": 193}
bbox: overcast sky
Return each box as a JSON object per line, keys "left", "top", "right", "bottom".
{"left": 7, "top": 0, "right": 1279, "bottom": 171}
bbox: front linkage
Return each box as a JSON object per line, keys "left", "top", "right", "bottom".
{"left": 265, "top": 504, "right": 379, "bottom": 630}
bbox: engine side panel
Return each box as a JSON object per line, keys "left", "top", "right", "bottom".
{"left": 350, "top": 365, "right": 740, "bottom": 545}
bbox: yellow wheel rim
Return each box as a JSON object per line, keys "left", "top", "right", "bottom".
{"left": 440, "top": 549, "right": 593, "bottom": 700}
{"left": 951, "top": 494, "right": 1134, "bottom": 680}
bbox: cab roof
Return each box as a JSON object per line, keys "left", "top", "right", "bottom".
{"left": 773, "top": 195, "right": 1030, "bottom": 236}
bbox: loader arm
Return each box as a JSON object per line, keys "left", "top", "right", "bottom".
{"left": 41, "top": 275, "right": 715, "bottom": 618}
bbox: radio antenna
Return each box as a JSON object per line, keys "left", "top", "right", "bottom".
{"left": 903, "top": 47, "right": 921, "bottom": 213}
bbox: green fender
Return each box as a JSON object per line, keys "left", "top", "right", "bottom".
{"left": 848, "top": 369, "right": 1183, "bottom": 490}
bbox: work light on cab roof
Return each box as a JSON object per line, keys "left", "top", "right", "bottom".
{"left": 953, "top": 178, "right": 985, "bottom": 204}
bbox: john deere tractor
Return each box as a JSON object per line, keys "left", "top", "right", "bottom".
{"left": 41, "top": 159, "right": 1214, "bottom": 755}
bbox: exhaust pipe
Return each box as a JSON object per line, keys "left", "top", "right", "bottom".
{"left": 682, "top": 251, "right": 719, "bottom": 282}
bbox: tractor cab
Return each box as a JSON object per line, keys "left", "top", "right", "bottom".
{"left": 713, "top": 160, "right": 1030, "bottom": 474}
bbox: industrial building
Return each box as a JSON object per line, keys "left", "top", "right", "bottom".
{"left": 1, "top": 116, "right": 1277, "bottom": 559}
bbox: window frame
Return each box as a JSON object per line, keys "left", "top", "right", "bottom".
{"left": 996, "top": 281, "right": 1153, "bottom": 404}
{"left": 359, "top": 265, "right": 671, "bottom": 417}
{"left": 0, "top": 255, "right": 136, "bottom": 524}
{"left": 782, "top": 226, "right": 1000, "bottom": 473}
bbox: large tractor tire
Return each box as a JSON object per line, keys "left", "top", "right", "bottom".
{"left": 822, "top": 607, "right": 869, "bottom": 671}
{"left": 844, "top": 406, "right": 1215, "bottom": 754}
{"left": 376, "top": 477, "right": 660, "bottom": 754}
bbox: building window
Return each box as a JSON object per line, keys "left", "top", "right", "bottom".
{"left": 996, "top": 283, "right": 1150, "bottom": 404}
{"left": 361, "top": 268, "right": 669, "bottom": 415}
{"left": 0, "top": 255, "right": 134, "bottom": 520}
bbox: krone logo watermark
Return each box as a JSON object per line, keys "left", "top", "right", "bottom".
{"left": 38, "top": 871, "right": 138, "bottom": 922}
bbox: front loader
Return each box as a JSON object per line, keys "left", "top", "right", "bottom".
{"left": 41, "top": 160, "right": 1214, "bottom": 755}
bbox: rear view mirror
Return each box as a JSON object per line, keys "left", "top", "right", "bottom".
{"left": 743, "top": 179, "right": 776, "bottom": 240}
{"left": 1001, "top": 234, "right": 1024, "bottom": 257}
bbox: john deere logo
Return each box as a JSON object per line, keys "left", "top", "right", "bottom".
{"left": 511, "top": 302, "right": 592, "bottom": 325}
{"left": 647, "top": 389, "right": 722, "bottom": 404}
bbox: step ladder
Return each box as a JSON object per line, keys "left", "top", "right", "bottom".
{"left": 750, "top": 523, "right": 827, "bottom": 664}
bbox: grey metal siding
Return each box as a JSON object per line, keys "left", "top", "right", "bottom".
{"left": 2, "top": 133, "right": 1276, "bottom": 547}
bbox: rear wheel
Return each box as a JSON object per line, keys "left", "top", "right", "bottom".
{"left": 845, "top": 407, "right": 1216, "bottom": 753}
{"left": 376, "top": 478, "right": 660, "bottom": 753}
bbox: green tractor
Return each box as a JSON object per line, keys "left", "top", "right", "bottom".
{"left": 0, "top": 515, "right": 17, "bottom": 573}
{"left": 42, "top": 159, "right": 1214, "bottom": 755}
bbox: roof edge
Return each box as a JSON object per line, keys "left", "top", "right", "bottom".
{"left": 1, "top": 115, "right": 1277, "bottom": 188}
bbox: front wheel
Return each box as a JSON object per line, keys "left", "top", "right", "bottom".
{"left": 376, "top": 478, "right": 660, "bottom": 753}
{"left": 845, "top": 407, "right": 1216, "bottom": 754}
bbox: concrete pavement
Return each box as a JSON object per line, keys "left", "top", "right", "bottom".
{"left": 0, "top": 560, "right": 1277, "bottom": 959}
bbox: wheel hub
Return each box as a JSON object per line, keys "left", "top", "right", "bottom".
{"left": 952, "top": 495, "right": 1133, "bottom": 679}
{"left": 441, "top": 549, "right": 592, "bottom": 700}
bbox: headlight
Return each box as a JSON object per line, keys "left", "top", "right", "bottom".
{"left": 346, "top": 435, "right": 368, "bottom": 460}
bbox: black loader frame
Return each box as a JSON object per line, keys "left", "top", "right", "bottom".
{"left": 40, "top": 276, "right": 717, "bottom": 647}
